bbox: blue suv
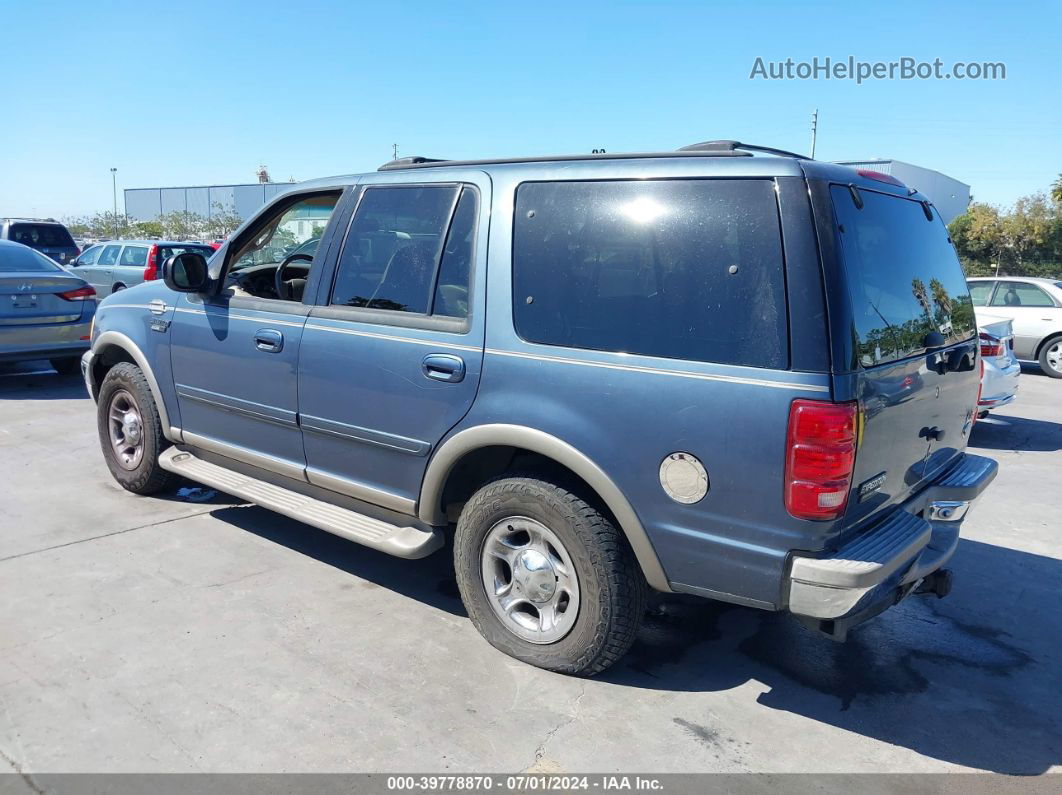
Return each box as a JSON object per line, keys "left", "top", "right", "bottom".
{"left": 83, "top": 141, "right": 997, "bottom": 674}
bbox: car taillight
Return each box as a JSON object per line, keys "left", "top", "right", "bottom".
{"left": 144, "top": 244, "right": 159, "bottom": 281}
{"left": 979, "top": 332, "right": 1003, "bottom": 357}
{"left": 57, "top": 286, "right": 96, "bottom": 301}
{"left": 784, "top": 399, "right": 858, "bottom": 521}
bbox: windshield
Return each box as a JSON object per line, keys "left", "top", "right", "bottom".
{"left": 0, "top": 245, "right": 64, "bottom": 273}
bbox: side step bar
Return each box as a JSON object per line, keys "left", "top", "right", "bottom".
{"left": 158, "top": 448, "right": 443, "bottom": 559}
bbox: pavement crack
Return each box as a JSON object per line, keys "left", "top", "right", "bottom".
{"left": 0, "top": 508, "right": 218, "bottom": 564}
{"left": 198, "top": 568, "right": 272, "bottom": 589}
{"left": 522, "top": 682, "right": 587, "bottom": 772}
{"left": 0, "top": 746, "right": 44, "bottom": 794}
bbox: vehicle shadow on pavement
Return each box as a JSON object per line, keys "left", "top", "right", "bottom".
{"left": 605, "top": 537, "right": 1060, "bottom": 775}
{"left": 970, "top": 414, "right": 1062, "bottom": 452}
{"left": 0, "top": 366, "right": 87, "bottom": 400}
{"left": 207, "top": 503, "right": 468, "bottom": 617}
{"left": 205, "top": 497, "right": 1059, "bottom": 773}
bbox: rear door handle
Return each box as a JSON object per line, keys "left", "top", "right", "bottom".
{"left": 422, "top": 353, "right": 465, "bottom": 383}
{"left": 254, "top": 328, "right": 284, "bottom": 353}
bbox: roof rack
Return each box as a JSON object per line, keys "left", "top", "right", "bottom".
{"left": 378, "top": 156, "right": 448, "bottom": 171}
{"left": 678, "top": 140, "right": 810, "bottom": 159}
{"left": 375, "top": 141, "right": 807, "bottom": 172}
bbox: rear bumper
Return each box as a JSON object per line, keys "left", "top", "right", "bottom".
{"left": 979, "top": 356, "right": 1020, "bottom": 408}
{"left": 786, "top": 454, "right": 997, "bottom": 630}
{"left": 0, "top": 318, "right": 92, "bottom": 362}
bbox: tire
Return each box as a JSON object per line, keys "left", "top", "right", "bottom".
{"left": 454, "top": 475, "right": 646, "bottom": 676}
{"left": 96, "top": 362, "right": 177, "bottom": 494}
{"left": 1038, "top": 336, "right": 1062, "bottom": 378}
{"left": 50, "top": 357, "right": 81, "bottom": 376}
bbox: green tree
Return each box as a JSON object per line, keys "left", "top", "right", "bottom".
{"left": 1052, "top": 174, "right": 1062, "bottom": 205}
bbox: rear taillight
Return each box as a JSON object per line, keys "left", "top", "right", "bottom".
{"left": 979, "top": 332, "right": 1003, "bottom": 357}
{"left": 144, "top": 244, "right": 159, "bottom": 281}
{"left": 784, "top": 399, "right": 858, "bottom": 521}
{"left": 57, "top": 286, "right": 96, "bottom": 301}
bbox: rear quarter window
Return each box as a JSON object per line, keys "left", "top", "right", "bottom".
{"left": 512, "top": 179, "right": 788, "bottom": 369}
{"left": 830, "top": 186, "right": 976, "bottom": 367}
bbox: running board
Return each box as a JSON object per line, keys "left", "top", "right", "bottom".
{"left": 158, "top": 448, "right": 443, "bottom": 559}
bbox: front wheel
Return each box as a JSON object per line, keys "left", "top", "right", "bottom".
{"left": 1038, "top": 336, "right": 1062, "bottom": 378}
{"left": 453, "top": 476, "right": 646, "bottom": 676}
{"left": 96, "top": 362, "right": 177, "bottom": 494}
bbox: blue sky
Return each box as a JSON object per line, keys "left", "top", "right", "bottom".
{"left": 2, "top": 0, "right": 1059, "bottom": 217}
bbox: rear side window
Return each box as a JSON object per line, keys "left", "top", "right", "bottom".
{"left": 512, "top": 179, "right": 787, "bottom": 368}
{"left": 831, "top": 186, "right": 976, "bottom": 367}
{"left": 968, "top": 281, "right": 994, "bottom": 306}
{"left": 119, "top": 246, "right": 148, "bottom": 266}
{"left": 7, "top": 223, "right": 75, "bottom": 249}
{"left": 989, "top": 281, "right": 1055, "bottom": 308}
{"left": 98, "top": 245, "right": 121, "bottom": 266}
{"left": 331, "top": 185, "right": 475, "bottom": 319}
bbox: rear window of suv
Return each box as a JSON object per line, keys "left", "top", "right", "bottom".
{"left": 512, "top": 179, "right": 788, "bottom": 369}
{"left": 7, "top": 223, "right": 76, "bottom": 249}
{"left": 831, "top": 186, "right": 976, "bottom": 367}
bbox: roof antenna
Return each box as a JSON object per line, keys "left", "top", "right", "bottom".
{"left": 810, "top": 109, "right": 819, "bottom": 160}
{"left": 392, "top": 143, "right": 399, "bottom": 160}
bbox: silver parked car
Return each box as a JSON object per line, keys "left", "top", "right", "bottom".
{"left": 975, "top": 313, "right": 1020, "bottom": 416}
{"left": 70, "top": 240, "right": 215, "bottom": 297}
{"left": 0, "top": 239, "right": 97, "bottom": 374}
{"left": 968, "top": 277, "right": 1062, "bottom": 377}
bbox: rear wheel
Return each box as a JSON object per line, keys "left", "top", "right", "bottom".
{"left": 96, "top": 362, "right": 176, "bottom": 494}
{"left": 50, "top": 357, "right": 80, "bottom": 376}
{"left": 1038, "top": 336, "right": 1062, "bottom": 378}
{"left": 453, "top": 475, "right": 646, "bottom": 676}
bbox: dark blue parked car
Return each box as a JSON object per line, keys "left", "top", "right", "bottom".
{"left": 82, "top": 141, "right": 997, "bottom": 674}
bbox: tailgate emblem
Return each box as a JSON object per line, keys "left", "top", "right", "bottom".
{"left": 858, "top": 472, "right": 887, "bottom": 501}
{"left": 18, "top": 283, "right": 31, "bottom": 291}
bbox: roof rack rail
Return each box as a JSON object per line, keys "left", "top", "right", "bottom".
{"left": 678, "top": 140, "right": 810, "bottom": 160}
{"left": 378, "top": 156, "right": 448, "bottom": 171}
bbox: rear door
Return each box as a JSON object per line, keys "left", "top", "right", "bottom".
{"left": 829, "top": 185, "right": 979, "bottom": 524}
{"left": 114, "top": 244, "right": 149, "bottom": 289}
{"left": 297, "top": 177, "right": 487, "bottom": 513}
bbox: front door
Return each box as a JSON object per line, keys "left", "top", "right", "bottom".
{"left": 168, "top": 190, "right": 343, "bottom": 479}
{"left": 297, "top": 177, "right": 488, "bottom": 515}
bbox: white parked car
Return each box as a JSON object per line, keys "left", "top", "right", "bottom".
{"left": 968, "top": 277, "right": 1062, "bottom": 378}
{"left": 975, "top": 313, "right": 1020, "bottom": 417}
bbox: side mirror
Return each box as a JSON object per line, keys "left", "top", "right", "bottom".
{"left": 162, "top": 252, "right": 210, "bottom": 293}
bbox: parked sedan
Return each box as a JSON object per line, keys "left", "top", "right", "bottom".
{"left": 976, "top": 313, "right": 1020, "bottom": 417}
{"left": 69, "top": 240, "right": 216, "bottom": 298}
{"left": 0, "top": 239, "right": 96, "bottom": 374}
{"left": 968, "top": 277, "right": 1062, "bottom": 377}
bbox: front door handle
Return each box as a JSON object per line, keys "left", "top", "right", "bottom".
{"left": 254, "top": 328, "right": 284, "bottom": 353}
{"left": 422, "top": 353, "right": 465, "bottom": 383}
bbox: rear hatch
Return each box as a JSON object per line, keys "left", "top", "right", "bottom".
{"left": 827, "top": 183, "right": 979, "bottom": 527}
{"left": 6, "top": 223, "right": 79, "bottom": 264}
